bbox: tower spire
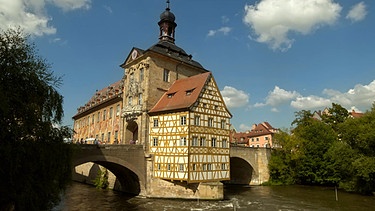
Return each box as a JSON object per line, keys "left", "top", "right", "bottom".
{"left": 158, "top": 0, "right": 177, "bottom": 43}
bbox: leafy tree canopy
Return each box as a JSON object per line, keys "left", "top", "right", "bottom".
{"left": 269, "top": 103, "right": 375, "bottom": 194}
{"left": 0, "top": 29, "right": 72, "bottom": 210}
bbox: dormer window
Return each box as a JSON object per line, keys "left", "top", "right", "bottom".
{"left": 185, "top": 88, "right": 195, "bottom": 96}
{"left": 167, "top": 92, "right": 176, "bottom": 98}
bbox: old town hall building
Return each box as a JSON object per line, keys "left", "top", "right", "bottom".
{"left": 73, "top": 2, "right": 232, "bottom": 198}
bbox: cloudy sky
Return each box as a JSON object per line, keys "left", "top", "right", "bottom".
{"left": 1, "top": 0, "right": 374, "bottom": 131}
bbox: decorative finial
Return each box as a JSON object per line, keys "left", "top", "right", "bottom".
{"left": 166, "top": 0, "right": 170, "bottom": 10}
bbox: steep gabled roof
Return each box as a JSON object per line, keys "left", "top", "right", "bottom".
{"left": 149, "top": 72, "right": 211, "bottom": 114}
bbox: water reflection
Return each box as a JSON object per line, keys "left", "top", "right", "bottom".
{"left": 54, "top": 182, "right": 375, "bottom": 211}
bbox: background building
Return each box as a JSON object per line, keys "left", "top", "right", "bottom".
{"left": 232, "top": 122, "right": 278, "bottom": 148}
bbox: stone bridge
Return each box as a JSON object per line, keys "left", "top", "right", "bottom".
{"left": 228, "top": 146, "right": 271, "bottom": 185}
{"left": 72, "top": 145, "right": 271, "bottom": 196}
{"left": 72, "top": 144, "right": 147, "bottom": 195}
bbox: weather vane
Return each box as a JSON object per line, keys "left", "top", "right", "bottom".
{"left": 166, "top": 0, "right": 170, "bottom": 9}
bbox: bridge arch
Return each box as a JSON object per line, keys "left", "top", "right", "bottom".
{"left": 227, "top": 156, "right": 255, "bottom": 185}
{"left": 229, "top": 146, "right": 271, "bottom": 185}
{"left": 72, "top": 145, "right": 146, "bottom": 195}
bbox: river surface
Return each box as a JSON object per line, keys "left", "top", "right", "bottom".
{"left": 54, "top": 182, "right": 375, "bottom": 211}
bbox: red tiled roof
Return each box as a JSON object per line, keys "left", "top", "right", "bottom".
{"left": 350, "top": 110, "right": 364, "bottom": 118}
{"left": 74, "top": 80, "right": 123, "bottom": 117}
{"left": 231, "top": 122, "right": 278, "bottom": 143}
{"left": 149, "top": 72, "right": 211, "bottom": 114}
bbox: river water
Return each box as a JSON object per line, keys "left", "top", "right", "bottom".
{"left": 54, "top": 182, "right": 375, "bottom": 211}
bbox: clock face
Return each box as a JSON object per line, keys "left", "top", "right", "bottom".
{"left": 131, "top": 50, "right": 137, "bottom": 60}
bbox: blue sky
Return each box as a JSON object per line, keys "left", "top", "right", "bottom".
{"left": 1, "top": 0, "right": 374, "bottom": 131}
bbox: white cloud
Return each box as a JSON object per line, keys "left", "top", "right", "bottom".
{"left": 48, "top": 0, "right": 91, "bottom": 11}
{"left": 207, "top": 27, "right": 232, "bottom": 37}
{"left": 221, "top": 86, "right": 249, "bottom": 108}
{"left": 346, "top": 2, "right": 367, "bottom": 22}
{"left": 291, "top": 95, "right": 331, "bottom": 109}
{"left": 0, "top": 0, "right": 91, "bottom": 36}
{"left": 288, "top": 80, "right": 375, "bottom": 111}
{"left": 255, "top": 86, "right": 300, "bottom": 109}
{"left": 243, "top": 0, "right": 342, "bottom": 51}
{"left": 323, "top": 80, "right": 375, "bottom": 109}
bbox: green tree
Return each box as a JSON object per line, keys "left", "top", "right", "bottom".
{"left": 335, "top": 109, "right": 375, "bottom": 194}
{"left": 292, "top": 120, "right": 337, "bottom": 185}
{"left": 268, "top": 130, "right": 299, "bottom": 185}
{"left": 291, "top": 110, "right": 313, "bottom": 127}
{"left": 322, "top": 103, "right": 349, "bottom": 132}
{"left": 0, "top": 29, "right": 72, "bottom": 210}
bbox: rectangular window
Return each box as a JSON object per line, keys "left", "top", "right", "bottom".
{"left": 221, "top": 120, "right": 226, "bottom": 129}
{"left": 208, "top": 118, "right": 213, "bottom": 127}
{"left": 107, "top": 132, "right": 111, "bottom": 143}
{"left": 194, "top": 116, "right": 200, "bottom": 126}
{"left": 109, "top": 107, "right": 113, "bottom": 119}
{"left": 180, "top": 116, "right": 187, "bottom": 126}
{"left": 256, "top": 138, "right": 259, "bottom": 142}
{"left": 265, "top": 136, "right": 269, "bottom": 140}
{"left": 192, "top": 164, "right": 196, "bottom": 171}
{"left": 103, "top": 109, "right": 106, "bottom": 120}
{"left": 179, "top": 164, "right": 184, "bottom": 172}
{"left": 97, "top": 112, "right": 100, "bottom": 122}
{"left": 202, "top": 164, "right": 207, "bottom": 171}
{"left": 128, "top": 96, "right": 132, "bottom": 106}
{"left": 157, "top": 163, "right": 161, "bottom": 170}
{"left": 163, "top": 69, "right": 170, "bottom": 82}
{"left": 114, "top": 131, "right": 118, "bottom": 142}
{"left": 167, "top": 164, "right": 171, "bottom": 171}
{"left": 221, "top": 163, "right": 226, "bottom": 170}
{"left": 152, "top": 137, "right": 158, "bottom": 146}
{"left": 207, "top": 164, "right": 212, "bottom": 171}
{"left": 222, "top": 139, "right": 228, "bottom": 148}
{"left": 116, "top": 104, "right": 120, "bottom": 116}
{"left": 153, "top": 119, "right": 159, "bottom": 127}
{"left": 101, "top": 133, "right": 104, "bottom": 142}
{"left": 192, "top": 136, "right": 198, "bottom": 146}
{"left": 180, "top": 137, "right": 187, "bottom": 146}
{"left": 211, "top": 138, "right": 217, "bottom": 147}
{"left": 92, "top": 114, "right": 95, "bottom": 124}
{"left": 140, "top": 68, "right": 144, "bottom": 81}
{"left": 200, "top": 137, "right": 206, "bottom": 147}
{"left": 138, "top": 93, "right": 142, "bottom": 105}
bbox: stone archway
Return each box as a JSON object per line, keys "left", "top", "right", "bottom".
{"left": 225, "top": 157, "right": 254, "bottom": 185}
{"left": 125, "top": 120, "right": 138, "bottom": 144}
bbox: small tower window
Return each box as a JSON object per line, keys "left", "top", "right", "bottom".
{"left": 163, "top": 69, "right": 170, "bottom": 82}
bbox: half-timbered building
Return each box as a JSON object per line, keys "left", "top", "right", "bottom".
{"left": 149, "top": 72, "right": 232, "bottom": 183}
